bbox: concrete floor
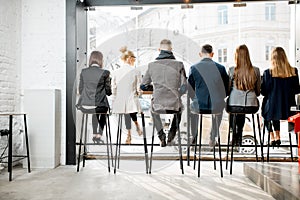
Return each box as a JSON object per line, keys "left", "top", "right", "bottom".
{"left": 0, "top": 160, "right": 275, "bottom": 200}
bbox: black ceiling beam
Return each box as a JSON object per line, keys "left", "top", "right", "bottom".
{"left": 84, "top": 0, "right": 290, "bottom": 7}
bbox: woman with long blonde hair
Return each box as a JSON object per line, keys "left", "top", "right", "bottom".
{"left": 228, "top": 44, "right": 261, "bottom": 146}
{"left": 261, "top": 47, "right": 300, "bottom": 147}
{"left": 112, "top": 47, "right": 142, "bottom": 144}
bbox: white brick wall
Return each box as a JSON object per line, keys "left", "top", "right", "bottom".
{"left": 0, "top": 0, "right": 23, "bottom": 158}
{"left": 21, "top": 0, "right": 66, "bottom": 165}
{"left": 0, "top": 0, "right": 66, "bottom": 166}
{"left": 0, "top": 0, "right": 21, "bottom": 113}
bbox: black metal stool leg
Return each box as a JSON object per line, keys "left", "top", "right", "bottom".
{"left": 267, "top": 123, "right": 270, "bottom": 162}
{"left": 23, "top": 114, "right": 31, "bottom": 173}
{"left": 289, "top": 132, "right": 293, "bottom": 161}
{"left": 114, "top": 114, "right": 121, "bottom": 174}
{"left": 187, "top": 97, "right": 191, "bottom": 166}
{"left": 141, "top": 113, "right": 149, "bottom": 174}
{"left": 193, "top": 131, "right": 198, "bottom": 170}
{"left": 213, "top": 143, "right": 216, "bottom": 170}
{"left": 251, "top": 114, "right": 258, "bottom": 161}
{"left": 197, "top": 114, "right": 203, "bottom": 177}
{"left": 105, "top": 114, "right": 111, "bottom": 172}
{"left": 216, "top": 115, "right": 223, "bottom": 177}
{"left": 230, "top": 114, "right": 236, "bottom": 175}
{"left": 8, "top": 115, "right": 13, "bottom": 181}
{"left": 256, "top": 114, "right": 264, "bottom": 162}
{"left": 176, "top": 113, "right": 184, "bottom": 174}
{"left": 149, "top": 121, "right": 155, "bottom": 174}
{"left": 117, "top": 115, "right": 123, "bottom": 169}
{"left": 83, "top": 114, "right": 88, "bottom": 168}
{"left": 77, "top": 113, "right": 85, "bottom": 172}
{"left": 226, "top": 114, "right": 232, "bottom": 170}
{"left": 107, "top": 114, "right": 114, "bottom": 167}
{"left": 193, "top": 115, "right": 199, "bottom": 170}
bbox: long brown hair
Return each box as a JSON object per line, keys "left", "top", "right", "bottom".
{"left": 234, "top": 44, "right": 256, "bottom": 91}
{"left": 89, "top": 51, "right": 103, "bottom": 67}
{"left": 270, "top": 47, "right": 296, "bottom": 78}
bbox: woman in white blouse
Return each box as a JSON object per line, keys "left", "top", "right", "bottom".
{"left": 112, "top": 47, "right": 142, "bottom": 144}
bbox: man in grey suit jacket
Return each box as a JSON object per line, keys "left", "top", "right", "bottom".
{"left": 141, "top": 39, "right": 187, "bottom": 147}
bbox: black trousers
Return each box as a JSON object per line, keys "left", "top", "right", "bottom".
{"left": 124, "top": 113, "right": 138, "bottom": 130}
{"left": 80, "top": 106, "right": 108, "bottom": 135}
{"left": 264, "top": 119, "right": 280, "bottom": 132}
{"left": 229, "top": 114, "right": 245, "bottom": 142}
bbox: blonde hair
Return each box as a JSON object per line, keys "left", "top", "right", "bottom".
{"left": 234, "top": 44, "right": 256, "bottom": 91}
{"left": 89, "top": 51, "right": 103, "bottom": 67}
{"left": 120, "top": 46, "right": 135, "bottom": 62}
{"left": 270, "top": 47, "right": 296, "bottom": 78}
{"left": 160, "top": 39, "right": 172, "bottom": 51}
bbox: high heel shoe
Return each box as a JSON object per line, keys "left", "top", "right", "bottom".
{"left": 136, "top": 126, "right": 143, "bottom": 136}
{"left": 125, "top": 135, "right": 131, "bottom": 144}
{"left": 269, "top": 140, "right": 276, "bottom": 149}
{"left": 276, "top": 139, "right": 281, "bottom": 148}
{"left": 92, "top": 136, "right": 103, "bottom": 144}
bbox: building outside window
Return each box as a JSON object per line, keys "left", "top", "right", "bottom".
{"left": 265, "top": 3, "right": 276, "bottom": 21}
{"left": 265, "top": 45, "right": 274, "bottom": 61}
{"left": 218, "top": 5, "right": 228, "bottom": 25}
{"left": 218, "top": 48, "right": 227, "bottom": 63}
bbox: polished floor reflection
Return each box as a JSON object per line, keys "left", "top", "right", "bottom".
{"left": 0, "top": 161, "right": 276, "bottom": 200}
{"left": 244, "top": 162, "right": 299, "bottom": 200}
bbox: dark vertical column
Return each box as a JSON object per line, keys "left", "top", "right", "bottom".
{"left": 66, "top": 0, "right": 87, "bottom": 165}
{"left": 8, "top": 115, "right": 13, "bottom": 181}
{"left": 296, "top": 3, "right": 300, "bottom": 69}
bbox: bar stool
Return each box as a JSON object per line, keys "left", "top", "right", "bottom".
{"left": 226, "top": 112, "right": 263, "bottom": 175}
{"left": 0, "top": 113, "right": 31, "bottom": 181}
{"left": 263, "top": 120, "right": 295, "bottom": 162}
{"left": 76, "top": 111, "right": 113, "bottom": 172}
{"left": 191, "top": 111, "right": 223, "bottom": 178}
{"left": 113, "top": 112, "right": 149, "bottom": 174}
{"left": 149, "top": 110, "right": 184, "bottom": 174}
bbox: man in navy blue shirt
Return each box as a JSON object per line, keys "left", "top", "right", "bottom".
{"left": 188, "top": 44, "right": 229, "bottom": 146}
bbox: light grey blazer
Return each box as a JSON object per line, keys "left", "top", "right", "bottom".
{"left": 141, "top": 59, "right": 187, "bottom": 112}
{"left": 228, "top": 66, "right": 261, "bottom": 107}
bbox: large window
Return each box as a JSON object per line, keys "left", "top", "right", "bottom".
{"left": 218, "top": 48, "right": 228, "bottom": 63}
{"left": 218, "top": 5, "right": 228, "bottom": 25}
{"left": 87, "top": 2, "right": 292, "bottom": 73}
{"left": 265, "top": 3, "right": 276, "bottom": 21}
{"left": 265, "top": 45, "right": 274, "bottom": 61}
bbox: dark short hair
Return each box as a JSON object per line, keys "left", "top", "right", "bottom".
{"left": 201, "top": 44, "right": 213, "bottom": 54}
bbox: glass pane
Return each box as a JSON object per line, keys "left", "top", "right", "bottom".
{"left": 88, "top": 2, "right": 292, "bottom": 72}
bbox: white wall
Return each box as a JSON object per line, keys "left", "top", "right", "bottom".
{"left": 21, "top": 0, "right": 66, "bottom": 165}
{"left": 0, "top": 0, "right": 21, "bottom": 113}
{"left": 0, "top": 0, "right": 23, "bottom": 156}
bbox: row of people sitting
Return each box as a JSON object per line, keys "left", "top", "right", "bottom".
{"left": 77, "top": 39, "right": 300, "bottom": 148}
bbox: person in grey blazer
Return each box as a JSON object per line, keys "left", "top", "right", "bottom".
{"left": 228, "top": 44, "right": 260, "bottom": 146}
{"left": 140, "top": 39, "right": 187, "bottom": 147}
{"left": 78, "top": 51, "right": 112, "bottom": 143}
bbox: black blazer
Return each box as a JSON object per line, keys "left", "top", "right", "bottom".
{"left": 261, "top": 68, "right": 300, "bottom": 120}
{"left": 78, "top": 65, "right": 112, "bottom": 108}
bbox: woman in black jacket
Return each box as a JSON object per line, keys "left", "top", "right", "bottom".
{"left": 78, "top": 51, "right": 112, "bottom": 143}
{"left": 261, "top": 47, "right": 300, "bottom": 147}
